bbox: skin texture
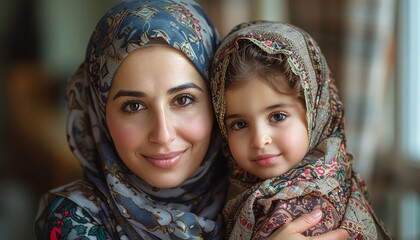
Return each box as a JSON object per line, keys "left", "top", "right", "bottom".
{"left": 106, "top": 46, "right": 214, "bottom": 188}
{"left": 225, "top": 77, "right": 309, "bottom": 179}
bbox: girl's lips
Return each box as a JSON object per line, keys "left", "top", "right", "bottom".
{"left": 252, "top": 154, "right": 280, "bottom": 167}
{"left": 142, "top": 151, "right": 185, "bottom": 169}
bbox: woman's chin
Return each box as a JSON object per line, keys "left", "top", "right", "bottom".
{"left": 145, "top": 176, "right": 187, "bottom": 189}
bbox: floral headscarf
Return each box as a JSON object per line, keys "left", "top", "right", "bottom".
{"left": 211, "top": 21, "right": 391, "bottom": 239}
{"left": 37, "top": 0, "right": 227, "bottom": 239}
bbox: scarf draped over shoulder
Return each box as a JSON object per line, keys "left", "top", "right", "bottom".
{"left": 211, "top": 21, "right": 391, "bottom": 240}
{"left": 36, "top": 1, "right": 227, "bottom": 239}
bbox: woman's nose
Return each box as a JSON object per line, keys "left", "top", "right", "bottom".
{"left": 250, "top": 126, "right": 272, "bottom": 149}
{"left": 148, "top": 108, "right": 176, "bottom": 145}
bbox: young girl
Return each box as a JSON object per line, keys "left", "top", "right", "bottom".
{"left": 211, "top": 21, "right": 392, "bottom": 240}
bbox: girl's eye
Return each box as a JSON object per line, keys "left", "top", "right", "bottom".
{"left": 230, "top": 121, "right": 248, "bottom": 131}
{"left": 173, "top": 94, "right": 196, "bottom": 107}
{"left": 270, "top": 112, "right": 287, "bottom": 123}
{"left": 121, "top": 101, "right": 145, "bottom": 113}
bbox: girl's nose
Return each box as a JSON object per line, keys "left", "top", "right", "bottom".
{"left": 250, "top": 126, "right": 272, "bottom": 149}
{"left": 148, "top": 108, "right": 176, "bottom": 145}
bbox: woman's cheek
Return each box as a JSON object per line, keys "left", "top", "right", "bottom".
{"left": 181, "top": 111, "right": 213, "bottom": 143}
{"left": 108, "top": 119, "right": 140, "bottom": 150}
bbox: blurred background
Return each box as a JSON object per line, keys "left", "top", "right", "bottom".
{"left": 0, "top": 0, "right": 419, "bottom": 239}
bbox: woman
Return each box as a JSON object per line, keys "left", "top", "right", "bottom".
{"left": 35, "top": 1, "right": 348, "bottom": 239}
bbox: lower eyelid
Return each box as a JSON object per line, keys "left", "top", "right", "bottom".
{"left": 120, "top": 100, "right": 145, "bottom": 113}
{"left": 172, "top": 94, "right": 197, "bottom": 106}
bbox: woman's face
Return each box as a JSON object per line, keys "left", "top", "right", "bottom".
{"left": 106, "top": 46, "right": 213, "bottom": 188}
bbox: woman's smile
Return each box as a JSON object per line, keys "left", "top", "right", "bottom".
{"left": 141, "top": 150, "right": 186, "bottom": 169}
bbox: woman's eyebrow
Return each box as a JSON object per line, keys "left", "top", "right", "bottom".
{"left": 112, "top": 83, "right": 203, "bottom": 100}
{"left": 167, "top": 82, "right": 203, "bottom": 94}
{"left": 113, "top": 90, "right": 146, "bottom": 100}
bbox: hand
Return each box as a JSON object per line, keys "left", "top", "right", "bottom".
{"left": 268, "top": 209, "right": 350, "bottom": 240}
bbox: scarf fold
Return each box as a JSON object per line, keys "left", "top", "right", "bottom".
{"left": 211, "top": 21, "right": 391, "bottom": 240}
{"left": 37, "top": 1, "right": 227, "bottom": 239}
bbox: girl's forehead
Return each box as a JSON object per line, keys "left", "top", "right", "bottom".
{"left": 212, "top": 22, "right": 332, "bottom": 141}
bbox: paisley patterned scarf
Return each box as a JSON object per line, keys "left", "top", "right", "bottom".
{"left": 37, "top": 1, "right": 227, "bottom": 239}
{"left": 211, "top": 21, "right": 391, "bottom": 240}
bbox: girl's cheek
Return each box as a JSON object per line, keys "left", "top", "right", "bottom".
{"left": 284, "top": 126, "right": 309, "bottom": 156}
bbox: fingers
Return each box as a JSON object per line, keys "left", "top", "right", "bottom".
{"left": 309, "top": 229, "right": 350, "bottom": 240}
{"left": 287, "top": 209, "right": 323, "bottom": 233}
{"left": 268, "top": 209, "right": 323, "bottom": 240}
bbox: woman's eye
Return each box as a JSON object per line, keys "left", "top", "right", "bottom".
{"left": 173, "top": 94, "right": 195, "bottom": 107}
{"left": 121, "top": 101, "right": 145, "bottom": 113}
{"left": 230, "top": 121, "right": 248, "bottom": 131}
{"left": 270, "top": 112, "right": 287, "bottom": 123}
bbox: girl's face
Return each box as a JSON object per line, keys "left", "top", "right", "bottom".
{"left": 225, "top": 77, "right": 308, "bottom": 179}
{"left": 106, "top": 47, "right": 213, "bottom": 188}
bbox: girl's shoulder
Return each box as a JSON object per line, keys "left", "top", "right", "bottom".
{"left": 35, "top": 194, "right": 110, "bottom": 239}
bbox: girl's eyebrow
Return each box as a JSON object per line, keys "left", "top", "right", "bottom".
{"left": 112, "top": 82, "right": 203, "bottom": 101}
{"left": 266, "top": 103, "right": 293, "bottom": 111}
{"left": 225, "top": 103, "right": 294, "bottom": 120}
{"left": 225, "top": 113, "right": 243, "bottom": 121}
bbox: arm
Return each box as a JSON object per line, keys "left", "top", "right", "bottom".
{"left": 268, "top": 209, "right": 350, "bottom": 240}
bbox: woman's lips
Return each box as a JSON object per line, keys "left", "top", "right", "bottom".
{"left": 142, "top": 151, "right": 185, "bottom": 169}
{"left": 252, "top": 154, "right": 279, "bottom": 167}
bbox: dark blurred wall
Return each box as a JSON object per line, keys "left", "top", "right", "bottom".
{"left": 288, "top": 0, "right": 347, "bottom": 90}
{"left": 0, "top": 1, "right": 117, "bottom": 239}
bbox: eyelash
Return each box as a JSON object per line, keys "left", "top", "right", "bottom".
{"left": 172, "top": 93, "right": 197, "bottom": 107}
{"left": 119, "top": 93, "right": 197, "bottom": 114}
{"left": 229, "top": 121, "right": 248, "bottom": 131}
{"left": 120, "top": 100, "right": 145, "bottom": 114}
{"left": 227, "top": 112, "right": 288, "bottom": 131}
{"left": 269, "top": 112, "right": 288, "bottom": 123}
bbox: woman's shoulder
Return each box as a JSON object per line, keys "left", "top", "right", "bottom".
{"left": 35, "top": 188, "right": 110, "bottom": 239}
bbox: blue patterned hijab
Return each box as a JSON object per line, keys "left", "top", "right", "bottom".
{"left": 40, "top": 0, "right": 226, "bottom": 238}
